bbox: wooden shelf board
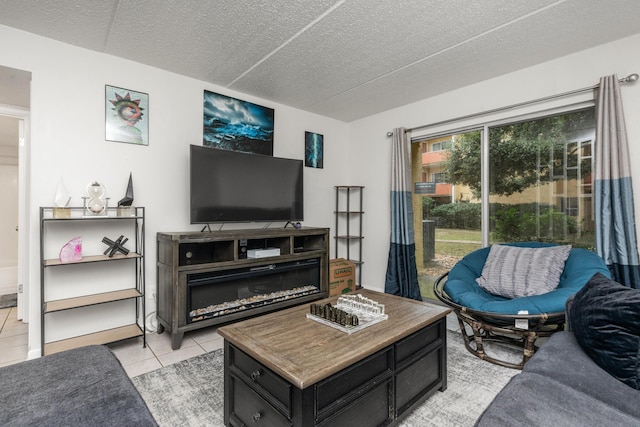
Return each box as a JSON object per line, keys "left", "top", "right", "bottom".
{"left": 43, "top": 252, "right": 142, "bottom": 267}
{"left": 42, "top": 215, "right": 144, "bottom": 222}
{"left": 292, "top": 249, "right": 325, "bottom": 254}
{"left": 45, "top": 289, "right": 142, "bottom": 313}
{"left": 44, "top": 324, "right": 143, "bottom": 356}
{"left": 41, "top": 206, "right": 144, "bottom": 221}
{"left": 177, "top": 252, "right": 326, "bottom": 271}
{"left": 334, "top": 211, "right": 364, "bottom": 214}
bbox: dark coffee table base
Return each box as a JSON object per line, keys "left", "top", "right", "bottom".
{"left": 223, "top": 315, "right": 447, "bottom": 426}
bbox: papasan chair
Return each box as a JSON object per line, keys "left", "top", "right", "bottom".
{"left": 434, "top": 242, "right": 610, "bottom": 369}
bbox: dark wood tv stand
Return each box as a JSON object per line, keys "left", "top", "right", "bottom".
{"left": 156, "top": 227, "right": 329, "bottom": 349}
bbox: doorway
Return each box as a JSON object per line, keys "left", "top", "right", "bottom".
{"left": 0, "top": 115, "right": 19, "bottom": 308}
{"left": 0, "top": 65, "right": 31, "bottom": 323}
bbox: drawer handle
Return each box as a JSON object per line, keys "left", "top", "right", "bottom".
{"left": 252, "top": 412, "right": 262, "bottom": 422}
{"left": 250, "top": 370, "right": 262, "bottom": 381}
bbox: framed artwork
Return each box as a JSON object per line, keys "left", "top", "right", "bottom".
{"left": 305, "top": 131, "right": 323, "bottom": 169}
{"left": 105, "top": 85, "right": 149, "bottom": 146}
{"left": 203, "top": 90, "right": 274, "bottom": 155}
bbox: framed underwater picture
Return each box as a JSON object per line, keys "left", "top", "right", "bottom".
{"left": 105, "top": 85, "right": 149, "bottom": 146}
{"left": 203, "top": 90, "right": 274, "bottom": 155}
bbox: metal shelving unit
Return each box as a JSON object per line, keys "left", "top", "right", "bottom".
{"left": 39, "top": 206, "right": 145, "bottom": 355}
{"left": 334, "top": 186, "right": 364, "bottom": 288}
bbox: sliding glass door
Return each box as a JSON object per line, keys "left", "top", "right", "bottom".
{"left": 413, "top": 108, "right": 596, "bottom": 300}
{"left": 487, "top": 109, "right": 595, "bottom": 247}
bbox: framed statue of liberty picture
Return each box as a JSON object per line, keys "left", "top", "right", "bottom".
{"left": 105, "top": 85, "right": 149, "bottom": 146}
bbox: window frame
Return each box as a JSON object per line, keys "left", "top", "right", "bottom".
{"left": 411, "top": 100, "right": 596, "bottom": 247}
{"left": 431, "top": 172, "right": 445, "bottom": 183}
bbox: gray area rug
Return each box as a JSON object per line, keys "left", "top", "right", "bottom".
{"left": 132, "top": 330, "right": 519, "bottom": 427}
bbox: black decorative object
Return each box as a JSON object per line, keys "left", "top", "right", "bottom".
{"left": 310, "top": 303, "right": 359, "bottom": 327}
{"left": 118, "top": 173, "right": 134, "bottom": 206}
{"left": 102, "top": 235, "right": 130, "bottom": 257}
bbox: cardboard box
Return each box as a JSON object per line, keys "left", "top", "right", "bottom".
{"left": 329, "top": 258, "right": 356, "bottom": 296}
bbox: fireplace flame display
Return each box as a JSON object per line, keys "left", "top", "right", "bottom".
{"left": 186, "top": 258, "right": 321, "bottom": 324}
{"left": 189, "top": 285, "right": 319, "bottom": 322}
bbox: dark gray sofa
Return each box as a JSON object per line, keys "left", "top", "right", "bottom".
{"left": 476, "top": 275, "right": 640, "bottom": 426}
{"left": 0, "top": 345, "right": 157, "bottom": 426}
{"left": 475, "top": 331, "right": 640, "bottom": 426}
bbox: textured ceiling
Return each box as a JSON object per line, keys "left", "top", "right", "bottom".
{"left": 1, "top": 0, "right": 640, "bottom": 122}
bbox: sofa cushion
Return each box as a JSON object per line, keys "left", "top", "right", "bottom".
{"left": 523, "top": 331, "right": 640, "bottom": 417}
{"left": 475, "top": 244, "right": 571, "bottom": 298}
{"left": 474, "top": 371, "right": 640, "bottom": 427}
{"left": 570, "top": 273, "right": 640, "bottom": 390}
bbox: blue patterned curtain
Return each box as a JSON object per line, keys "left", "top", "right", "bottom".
{"left": 385, "top": 128, "right": 421, "bottom": 300}
{"left": 595, "top": 74, "right": 640, "bottom": 288}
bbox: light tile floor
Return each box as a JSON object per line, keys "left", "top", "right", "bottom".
{"left": 0, "top": 304, "right": 458, "bottom": 378}
{"left": 0, "top": 307, "right": 29, "bottom": 368}
{"left": 108, "top": 324, "right": 225, "bottom": 377}
{"left": 0, "top": 306, "right": 224, "bottom": 377}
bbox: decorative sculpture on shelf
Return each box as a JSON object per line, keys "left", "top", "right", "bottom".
{"left": 118, "top": 173, "right": 134, "bottom": 206}
{"left": 83, "top": 181, "right": 108, "bottom": 216}
{"left": 117, "top": 173, "right": 135, "bottom": 216}
{"left": 53, "top": 179, "right": 71, "bottom": 218}
{"left": 102, "top": 235, "right": 130, "bottom": 257}
{"left": 59, "top": 237, "right": 82, "bottom": 263}
{"left": 54, "top": 179, "right": 71, "bottom": 207}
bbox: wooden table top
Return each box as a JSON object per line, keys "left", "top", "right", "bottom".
{"left": 217, "top": 289, "right": 451, "bottom": 389}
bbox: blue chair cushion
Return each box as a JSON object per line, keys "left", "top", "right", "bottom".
{"left": 443, "top": 242, "right": 611, "bottom": 315}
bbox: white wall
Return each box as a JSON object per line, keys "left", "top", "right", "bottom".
{"left": 350, "top": 33, "right": 640, "bottom": 293}
{"left": 0, "top": 25, "right": 350, "bottom": 356}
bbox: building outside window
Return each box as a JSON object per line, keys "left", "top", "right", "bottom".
{"left": 430, "top": 139, "right": 452, "bottom": 152}
{"left": 431, "top": 172, "right": 445, "bottom": 183}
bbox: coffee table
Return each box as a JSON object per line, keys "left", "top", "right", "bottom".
{"left": 218, "top": 289, "right": 451, "bottom": 426}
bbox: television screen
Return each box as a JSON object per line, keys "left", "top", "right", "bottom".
{"left": 190, "top": 145, "right": 304, "bottom": 224}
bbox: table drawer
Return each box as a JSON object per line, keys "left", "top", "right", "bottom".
{"left": 317, "top": 378, "right": 393, "bottom": 427}
{"left": 229, "top": 375, "right": 292, "bottom": 427}
{"left": 396, "top": 347, "right": 442, "bottom": 415}
{"left": 395, "top": 321, "right": 441, "bottom": 365}
{"left": 230, "top": 346, "right": 292, "bottom": 414}
{"left": 315, "top": 347, "right": 393, "bottom": 417}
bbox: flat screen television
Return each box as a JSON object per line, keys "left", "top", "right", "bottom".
{"left": 190, "top": 145, "right": 304, "bottom": 224}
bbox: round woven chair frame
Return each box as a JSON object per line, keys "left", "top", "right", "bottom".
{"left": 434, "top": 272, "right": 566, "bottom": 370}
